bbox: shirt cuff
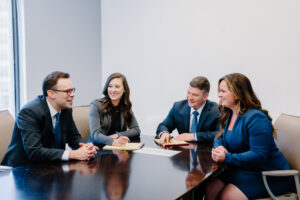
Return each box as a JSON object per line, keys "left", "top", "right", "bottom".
{"left": 194, "top": 133, "right": 197, "bottom": 141}
{"left": 61, "top": 150, "right": 70, "bottom": 161}
{"left": 62, "top": 163, "right": 70, "bottom": 172}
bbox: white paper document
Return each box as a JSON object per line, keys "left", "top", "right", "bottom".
{"left": 0, "top": 165, "right": 12, "bottom": 171}
{"left": 134, "top": 147, "right": 180, "bottom": 157}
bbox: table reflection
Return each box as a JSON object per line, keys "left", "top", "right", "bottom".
{"left": 13, "top": 162, "right": 76, "bottom": 200}
{"left": 98, "top": 150, "right": 132, "bottom": 200}
{"left": 171, "top": 143, "right": 214, "bottom": 190}
{"left": 0, "top": 136, "right": 222, "bottom": 200}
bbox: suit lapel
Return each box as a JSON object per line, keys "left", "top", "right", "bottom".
{"left": 40, "top": 95, "right": 56, "bottom": 146}
{"left": 60, "top": 110, "right": 68, "bottom": 147}
{"left": 183, "top": 103, "right": 191, "bottom": 132}
{"left": 121, "top": 113, "right": 125, "bottom": 129}
{"left": 104, "top": 114, "right": 112, "bottom": 132}
{"left": 197, "top": 101, "right": 210, "bottom": 131}
{"left": 222, "top": 112, "right": 231, "bottom": 149}
{"left": 40, "top": 95, "right": 54, "bottom": 131}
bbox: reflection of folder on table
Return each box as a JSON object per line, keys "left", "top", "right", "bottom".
{"left": 153, "top": 138, "right": 188, "bottom": 147}
{"left": 103, "top": 143, "right": 144, "bottom": 151}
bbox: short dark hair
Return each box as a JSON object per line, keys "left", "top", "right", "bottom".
{"left": 42, "top": 71, "right": 70, "bottom": 96}
{"left": 190, "top": 76, "right": 210, "bottom": 93}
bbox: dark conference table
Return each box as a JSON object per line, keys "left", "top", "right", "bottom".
{"left": 0, "top": 136, "right": 223, "bottom": 200}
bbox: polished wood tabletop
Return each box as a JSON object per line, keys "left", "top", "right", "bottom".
{"left": 0, "top": 135, "right": 221, "bottom": 200}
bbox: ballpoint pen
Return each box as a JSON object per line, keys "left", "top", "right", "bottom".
{"left": 116, "top": 131, "right": 121, "bottom": 138}
{"left": 116, "top": 131, "right": 130, "bottom": 142}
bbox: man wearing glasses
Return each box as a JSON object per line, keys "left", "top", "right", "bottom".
{"left": 1, "top": 71, "right": 98, "bottom": 167}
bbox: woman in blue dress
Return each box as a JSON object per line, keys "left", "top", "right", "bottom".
{"left": 205, "top": 73, "right": 292, "bottom": 199}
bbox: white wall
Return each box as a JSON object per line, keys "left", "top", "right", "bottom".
{"left": 101, "top": 0, "right": 300, "bottom": 135}
{"left": 22, "top": 0, "right": 101, "bottom": 106}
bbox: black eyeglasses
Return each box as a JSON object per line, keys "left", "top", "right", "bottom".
{"left": 52, "top": 88, "right": 75, "bottom": 95}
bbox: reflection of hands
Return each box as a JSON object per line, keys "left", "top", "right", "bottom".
{"left": 174, "top": 133, "right": 194, "bottom": 141}
{"left": 186, "top": 168, "right": 205, "bottom": 190}
{"left": 69, "top": 160, "right": 98, "bottom": 175}
{"left": 112, "top": 150, "right": 130, "bottom": 163}
{"left": 112, "top": 136, "right": 129, "bottom": 146}
{"left": 211, "top": 148, "right": 226, "bottom": 163}
{"left": 179, "top": 143, "right": 196, "bottom": 150}
{"left": 69, "top": 143, "right": 98, "bottom": 160}
{"left": 210, "top": 163, "right": 221, "bottom": 173}
{"left": 159, "top": 132, "right": 171, "bottom": 144}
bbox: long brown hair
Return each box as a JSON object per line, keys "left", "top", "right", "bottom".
{"left": 217, "top": 73, "right": 275, "bottom": 138}
{"left": 99, "top": 73, "right": 132, "bottom": 128}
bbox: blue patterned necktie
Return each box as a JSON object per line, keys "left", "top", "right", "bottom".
{"left": 54, "top": 112, "right": 61, "bottom": 148}
{"left": 190, "top": 111, "right": 199, "bottom": 133}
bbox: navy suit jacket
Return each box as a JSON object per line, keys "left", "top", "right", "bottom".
{"left": 156, "top": 99, "right": 220, "bottom": 142}
{"left": 1, "top": 95, "right": 84, "bottom": 167}
{"left": 214, "top": 109, "right": 290, "bottom": 171}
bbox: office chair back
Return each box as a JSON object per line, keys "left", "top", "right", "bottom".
{"left": 0, "top": 110, "right": 15, "bottom": 162}
{"left": 257, "top": 114, "right": 300, "bottom": 200}
{"left": 275, "top": 113, "right": 300, "bottom": 176}
{"left": 72, "top": 105, "right": 90, "bottom": 141}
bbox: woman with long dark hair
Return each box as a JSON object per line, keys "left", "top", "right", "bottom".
{"left": 88, "top": 73, "right": 140, "bottom": 146}
{"left": 205, "top": 73, "right": 292, "bottom": 199}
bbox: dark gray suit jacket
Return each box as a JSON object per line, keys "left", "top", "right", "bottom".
{"left": 156, "top": 99, "right": 220, "bottom": 142}
{"left": 1, "top": 95, "right": 84, "bottom": 167}
{"left": 88, "top": 99, "right": 140, "bottom": 145}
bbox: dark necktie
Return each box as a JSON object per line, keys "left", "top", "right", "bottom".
{"left": 54, "top": 113, "right": 61, "bottom": 148}
{"left": 190, "top": 111, "right": 199, "bottom": 133}
{"left": 191, "top": 149, "right": 198, "bottom": 167}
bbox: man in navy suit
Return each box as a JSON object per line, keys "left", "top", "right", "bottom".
{"left": 1, "top": 71, "right": 98, "bottom": 167}
{"left": 156, "top": 76, "right": 220, "bottom": 143}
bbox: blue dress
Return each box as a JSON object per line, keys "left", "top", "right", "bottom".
{"left": 214, "top": 109, "right": 292, "bottom": 199}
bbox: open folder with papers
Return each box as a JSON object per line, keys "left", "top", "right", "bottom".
{"left": 153, "top": 138, "right": 189, "bottom": 147}
{"left": 103, "top": 143, "right": 144, "bottom": 151}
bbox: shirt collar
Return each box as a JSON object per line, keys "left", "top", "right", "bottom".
{"left": 190, "top": 101, "right": 206, "bottom": 116}
{"left": 46, "top": 98, "right": 60, "bottom": 118}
